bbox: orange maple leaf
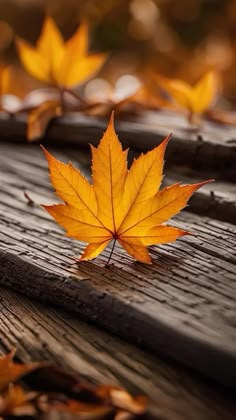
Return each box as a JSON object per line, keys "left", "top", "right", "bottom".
{"left": 16, "top": 17, "right": 107, "bottom": 88}
{"left": 0, "top": 350, "right": 42, "bottom": 392}
{"left": 42, "top": 113, "right": 212, "bottom": 264}
{"left": 156, "top": 70, "right": 218, "bottom": 121}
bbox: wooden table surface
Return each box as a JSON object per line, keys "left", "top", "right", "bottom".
{"left": 1, "top": 289, "right": 235, "bottom": 420}
{"left": 0, "top": 113, "right": 235, "bottom": 419}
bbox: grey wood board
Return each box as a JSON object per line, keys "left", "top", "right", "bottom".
{"left": 0, "top": 111, "right": 236, "bottom": 180}
{"left": 163, "top": 168, "right": 236, "bottom": 224}
{"left": 1, "top": 289, "right": 236, "bottom": 420}
{"left": 0, "top": 142, "right": 235, "bottom": 224}
{"left": 0, "top": 142, "right": 236, "bottom": 386}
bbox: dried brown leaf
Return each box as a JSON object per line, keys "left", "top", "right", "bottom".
{"left": 48, "top": 398, "right": 113, "bottom": 419}
{"left": 0, "top": 351, "right": 148, "bottom": 419}
{"left": 0, "top": 385, "right": 38, "bottom": 418}
{"left": 27, "top": 99, "right": 62, "bottom": 141}
{"left": 96, "top": 386, "right": 148, "bottom": 415}
{"left": 0, "top": 349, "right": 42, "bottom": 392}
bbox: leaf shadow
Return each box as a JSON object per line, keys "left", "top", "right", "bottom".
{"left": 71, "top": 244, "right": 187, "bottom": 295}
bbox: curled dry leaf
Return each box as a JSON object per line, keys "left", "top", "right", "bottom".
{"left": 96, "top": 385, "right": 148, "bottom": 415}
{"left": 16, "top": 17, "right": 107, "bottom": 88}
{"left": 42, "top": 112, "right": 213, "bottom": 264}
{"left": 0, "top": 385, "right": 38, "bottom": 418}
{"left": 47, "top": 398, "right": 113, "bottom": 419}
{"left": 109, "top": 390, "right": 147, "bottom": 415}
{"left": 27, "top": 99, "right": 62, "bottom": 141}
{"left": 39, "top": 385, "right": 147, "bottom": 419}
{"left": 0, "top": 351, "right": 148, "bottom": 419}
{"left": 0, "top": 349, "right": 43, "bottom": 392}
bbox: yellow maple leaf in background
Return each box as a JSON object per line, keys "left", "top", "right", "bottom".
{"left": 156, "top": 70, "right": 218, "bottom": 117}
{"left": 16, "top": 17, "right": 107, "bottom": 88}
{"left": 42, "top": 113, "right": 212, "bottom": 264}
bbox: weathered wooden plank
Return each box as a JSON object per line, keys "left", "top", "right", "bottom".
{"left": 163, "top": 169, "right": 236, "bottom": 224}
{"left": 0, "top": 142, "right": 235, "bottom": 386}
{"left": 1, "top": 142, "right": 235, "bottom": 224}
{"left": 1, "top": 289, "right": 235, "bottom": 420}
{"left": 0, "top": 111, "right": 236, "bottom": 180}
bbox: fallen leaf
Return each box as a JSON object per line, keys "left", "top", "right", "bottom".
{"left": 48, "top": 398, "right": 113, "bottom": 419}
{"left": 42, "top": 385, "right": 147, "bottom": 419}
{"left": 0, "top": 351, "right": 148, "bottom": 419}
{"left": 0, "top": 385, "right": 38, "bottom": 418}
{"left": 42, "top": 113, "right": 212, "bottom": 264}
{"left": 96, "top": 386, "right": 147, "bottom": 415}
{"left": 16, "top": 17, "right": 107, "bottom": 88}
{"left": 114, "top": 411, "right": 134, "bottom": 420}
{"left": 27, "top": 99, "right": 62, "bottom": 141}
{"left": 155, "top": 70, "right": 218, "bottom": 121}
{"left": 0, "top": 350, "right": 42, "bottom": 392}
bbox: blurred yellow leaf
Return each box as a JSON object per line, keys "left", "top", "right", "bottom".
{"left": 156, "top": 70, "right": 218, "bottom": 116}
{"left": 16, "top": 17, "right": 107, "bottom": 88}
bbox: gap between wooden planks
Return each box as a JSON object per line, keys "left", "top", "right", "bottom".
{"left": 0, "top": 111, "right": 236, "bottom": 181}
{"left": 1, "top": 142, "right": 235, "bottom": 224}
{"left": 0, "top": 142, "right": 235, "bottom": 387}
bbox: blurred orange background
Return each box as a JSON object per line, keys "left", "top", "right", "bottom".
{"left": 0, "top": 0, "right": 235, "bottom": 106}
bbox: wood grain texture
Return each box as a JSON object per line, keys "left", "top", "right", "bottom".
{"left": 163, "top": 168, "right": 236, "bottom": 224}
{"left": 0, "top": 142, "right": 235, "bottom": 387}
{"left": 0, "top": 289, "right": 236, "bottom": 420}
{"left": 0, "top": 289, "right": 235, "bottom": 420}
{"left": 1, "top": 142, "right": 235, "bottom": 224}
{"left": 0, "top": 110, "right": 236, "bottom": 180}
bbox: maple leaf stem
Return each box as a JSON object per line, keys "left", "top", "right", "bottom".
{"left": 59, "top": 87, "right": 66, "bottom": 112}
{"left": 105, "top": 239, "right": 116, "bottom": 267}
{"left": 64, "top": 88, "right": 87, "bottom": 105}
{"left": 188, "top": 111, "right": 201, "bottom": 126}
